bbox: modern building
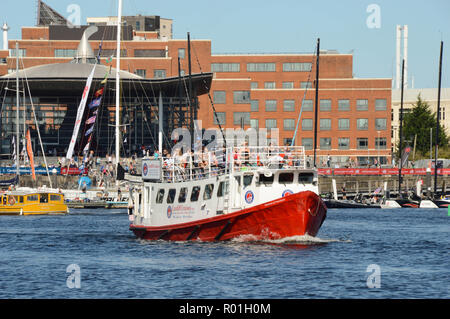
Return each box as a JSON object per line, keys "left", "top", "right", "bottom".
{"left": 0, "top": 1, "right": 392, "bottom": 166}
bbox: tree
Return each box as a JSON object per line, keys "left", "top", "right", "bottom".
{"left": 401, "top": 95, "right": 449, "bottom": 157}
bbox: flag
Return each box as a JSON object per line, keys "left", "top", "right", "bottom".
{"left": 85, "top": 126, "right": 94, "bottom": 136}
{"left": 86, "top": 115, "right": 96, "bottom": 125}
{"left": 66, "top": 64, "right": 97, "bottom": 160}
{"left": 373, "top": 187, "right": 382, "bottom": 195}
{"left": 26, "top": 130, "right": 35, "bottom": 181}
{"left": 94, "top": 87, "right": 104, "bottom": 97}
{"left": 88, "top": 97, "right": 102, "bottom": 109}
{"left": 106, "top": 55, "right": 113, "bottom": 63}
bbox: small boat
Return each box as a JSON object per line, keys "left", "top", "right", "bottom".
{"left": 0, "top": 190, "right": 69, "bottom": 215}
{"left": 129, "top": 146, "right": 327, "bottom": 241}
{"left": 432, "top": 195, "right": 450, "bottom": 208}
{"left": 324, "top": 199, "right": 381, "bottom": 209}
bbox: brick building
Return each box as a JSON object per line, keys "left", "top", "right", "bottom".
{"left": 0, "top": 3, "right": 391, "bottom": 166}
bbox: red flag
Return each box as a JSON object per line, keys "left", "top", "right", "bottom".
{"left": 95, "top": 87, "right": 104, "bottom": 97}
{"left": 26, "top": 130, "right": 35, "bottom": 181}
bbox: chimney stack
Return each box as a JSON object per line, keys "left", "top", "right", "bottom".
{"left": 2, "top": 23, "right": 9, "bottom": 51}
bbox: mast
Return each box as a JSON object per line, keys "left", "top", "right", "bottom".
{"left": 398, "top": 59, "right": 405, "bottom": 197}
{"left": 115, "top": 0, "right": 122, "bottom": 174}
{"left": 313, "top": 38, "right": 320, "bottom": 168}
{"left": 434, "top": 41, "right": 443, "bottom": 196}
{"left": 15, "top": 42, "right": 20, "bottom": 179}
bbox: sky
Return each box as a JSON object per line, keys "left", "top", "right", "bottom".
{"left": 1, "top": 0, "right": 449, "bottom": 89}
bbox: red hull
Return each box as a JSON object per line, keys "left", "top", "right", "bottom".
{"left": 130, "top": 191, "right": 327, "bottom": 242}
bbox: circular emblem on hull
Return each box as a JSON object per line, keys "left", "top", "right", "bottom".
{"left": 167, "top": 205, "right": 172, "bottom": 218}
{"left": 143, "top": 163, "right": 148, "bottom": 176}
{"left": 245, "top": 190, "right": 254, "bottom": 204}
{"left": 282, "top": 190, "right": 294, "bottom": 197}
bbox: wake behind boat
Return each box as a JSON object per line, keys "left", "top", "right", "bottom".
{"left": 129, "top": 146, "right": 327, "bottom": 241}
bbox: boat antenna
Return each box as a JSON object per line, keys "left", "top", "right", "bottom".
{"left": 313, "top": 38, "right": 320, "bottom": 168}
{"left": 398, "top": 59, "right": 405, "bottom": 198}
{"left": 434, "top": 41, "right": 443, "bottom": 197}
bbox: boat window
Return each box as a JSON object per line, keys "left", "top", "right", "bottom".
{"left": 50, "top": 194, "right": 61, "bottom": 202}
{"left": 299, "top": 173, "right": 314, "bottom": 183}
{"left": 40, "top": 194, "right": 48, "bottom": 203}
{"left": 178, "top": 187, "right": 188, "bottom": 203}
{"left": 167, "top": 189, "right": 176, "bottom": 204}
{"left": 279, "top": 173, "right": 294, "bottom": 184}
{"left": 156, "top": 189, "right": 165, "bottom": 204}
{"left": 203, "top": 184, "right": 214, "bottom": 200}
{"left": 259, "top": 173, "right": 274, "bottom": 184}
{"left": 190, "top": 186, "right": 201, "bottom": 202}
{"left": 27, "top": 195, "right": 38, "bottom": 202}
{"left": 2, "top": 196, "right": 6, "bottom": 205}
{"left": 217, "top": 181, "right": 229, "bottom": 197}
{"left": 243, "top": 174, "right": 253, "bottom": 188}
{"left": 19, "top": 196, "right": 24, "bottom": 203}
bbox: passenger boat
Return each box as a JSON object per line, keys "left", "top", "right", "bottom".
{"left": 0, "top": 190, "right": 69, "bottom": 215}
{"left": 129, "top": 146, "right": 327, "bottom": 241}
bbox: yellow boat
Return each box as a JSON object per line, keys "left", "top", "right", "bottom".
{"left": 0, "top": 191, "right": 69, "bottom": 215}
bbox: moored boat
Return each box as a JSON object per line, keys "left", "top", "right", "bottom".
{"left": 0, "top": 190, "right": 68, "bottom": 215}
{"left": 129, "top": 146, "right": 327, "bottom": 241}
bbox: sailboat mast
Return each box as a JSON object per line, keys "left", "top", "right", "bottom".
{"left": 398, "top": 59, "right": 405, "bottom": 197}
{"left": 313, "top": 38, "right": 320, "bottom": 168}
{"left": 434, "top": 41, "right": 443, "bottom": 196}
{"left": 15, "top": 41, "right": 20, "bottom": 178}
{"left": 115, "top": 0, "right": 122, "bottom": 173}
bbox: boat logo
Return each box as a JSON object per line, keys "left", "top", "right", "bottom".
{"left": 143, "top": 163, "right": 148, "bottom": 176}
{"left": 282, "top": 190, "right": 293, "bottom": 197}
{"left": 167, "top": 205, "right": 172, "bottom": 218}
{"left": 245, "top": 190, "right": 254, "bottom": 204}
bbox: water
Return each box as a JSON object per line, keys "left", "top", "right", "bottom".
{"left": 0, "top": 207, "right": 448, "bottom": 299}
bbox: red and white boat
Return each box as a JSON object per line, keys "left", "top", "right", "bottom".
{"left": 129, "top": 146, "right": 327, "bottom": 241}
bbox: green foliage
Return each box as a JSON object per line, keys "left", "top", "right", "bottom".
{"left": 400, "top": 95, "right": 449, "bottom": 159}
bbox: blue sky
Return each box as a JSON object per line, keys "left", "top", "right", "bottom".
{"left": 1, "top": 0, "right": 449, "bottom": 88}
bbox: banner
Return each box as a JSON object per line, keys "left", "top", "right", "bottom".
{"left": 26, "top": 129, "right": 35, "bottom": 181}
{"left": 66, "top": 64, "right": 97, "bottom": 160}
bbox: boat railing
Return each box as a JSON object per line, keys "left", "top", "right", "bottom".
{"left": 159, "top": 146, "right": 306, "bottom": 183}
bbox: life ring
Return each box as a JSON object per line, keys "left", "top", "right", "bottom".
{"left": 8, "top": 196, "right": 16, "bottom": 205}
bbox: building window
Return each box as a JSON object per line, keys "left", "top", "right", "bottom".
{"left": 247, "top": 63, "right": 276, "bottom": 72}
{"left": 338, "top": 137, "right": 350, "bottom": 150}
{"left": 300, "top": 81, "right": 313, "bottom": 88}
{"left": 282, "top": 81, "right": 294, "bottom": 89}
{"left": 213, "top": 91, "right": 226, "bottom": 104}
{"left": 250, "top": 119, "right": 259, "bottom": 129}
{"left": 55, "top": 49, "right": 77, "bottom": 58}
{"left": 320, "top": 138, "right": 332, "bottom": 150}
{"left": 10, "top": 48, "right": 26, "bottom": 57}
{"left": 211, "top": 63, "right": 240, "bottom": 72}
{"left": 233, "top": 112, "right": 250, "bottom": 126}
{"left": 356, "top": 99, "right": 369, "bottom": 111}
{"left": 265, "top": 119, "right": 277, "bottom": 129}
{"left": 283, "top": 138, "right": 293, "bottom": 146}
{"left": 250, "top": 82, "right": 258, "bottom": 89}
{"left": 375, "top": 99, "right": 387, "bottom": 111}
{"left": 264, "top": 81, "right": 276, "bottom": 89}
{"left": 320, "top": 99, "right": 332, "bottom": 111}
{"left": 338, "top": 99, "right": 350, "bottom": 111}
{"left": 337, "top": 118, "right": 350, "bottom": 130}
{"left": 284, "top": 119, "right": 296, "bottom": 131}
{"left": 134, "top": 69, "right": 146, "bottom": 78}
{"left": 357, "top": 118, "right": 369, "bottom": 130}
{"left": 302, "top": 99, "right": 314, "bottom": 112}
{"left": 178, "top": 48, "right": 185, "bottom": 59}
{"left": 249, "top": 100, "right": 259, "bottom": 112}
{"left": 233, "top": 91, "right": 250, "bottom": 104}
{"left": 375, "top": 137, "right": 387, "bottom": 149}
{"left": 357, "top": 138, "right": 368, "bottom": 149}
{"left": 265, "top": 100, "right": 277, "bottom": 112}
{"left": 302, "top": 118, "right": 313, "bottom": 131}
{"left": 154, "top": 69, "right": 166, "bottom": 78}
{"left": 302, "top": 138, "right": 313, "bottom": 150}
{"left": 135, "top": 49, "right": 164, "bottom": 57}
{"left": 282, "top": 62, "right": 312, "bottom": 72}
{"left": 375, "top": 118, "right": 387, "bottom": 130}
{"left": 213, "top": 112, "right": 226, "bottom": 125}
{"left": 320, "top": 118, "right": 331, "bottom": 130}
{"left": 283, "top": 100, "right": 295, "bottom": 112}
